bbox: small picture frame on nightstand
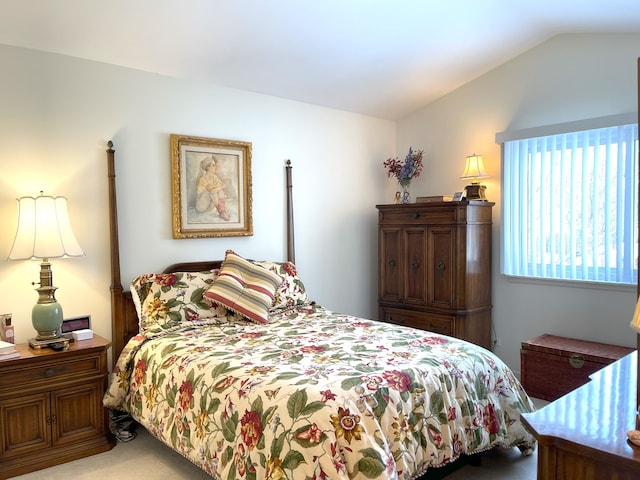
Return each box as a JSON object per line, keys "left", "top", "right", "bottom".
{"left": 452, "top": 191, "right": 464, "bottom": 201}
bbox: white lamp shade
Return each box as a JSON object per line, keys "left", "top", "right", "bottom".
{"left": 460, "top": 154, "right": 489, "bottom": 180}
{"left": 8, "top": 195, "right": 84, "bottom": 260}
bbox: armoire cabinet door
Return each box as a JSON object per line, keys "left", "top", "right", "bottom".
{"left": 404, "top": 227, "right": 427, "bottom": 305}
{"left": 427, "top": 226, "right": 455, "bottom": 308}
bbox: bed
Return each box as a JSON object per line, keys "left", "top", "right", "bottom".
{"left": 103, "top": 141, "right": 536, "bottom": 480}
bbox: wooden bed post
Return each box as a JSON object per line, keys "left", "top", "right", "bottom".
{"left": 285, "top": 159, "right": 295, "bottom": 264}
{"left": 107, "top": 141, "right": 126, "bottom": 366}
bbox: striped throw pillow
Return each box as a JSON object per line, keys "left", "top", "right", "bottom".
{"left": 204, "top": 250, "right": 282, "bottom": 324}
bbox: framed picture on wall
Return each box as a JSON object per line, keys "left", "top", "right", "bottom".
{"left": 170, "top": 134, "right": 253, "bottom": 238}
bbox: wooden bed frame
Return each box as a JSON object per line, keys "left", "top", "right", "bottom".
{"left": 106, "top": 141, "right": 296, "bottom": 365}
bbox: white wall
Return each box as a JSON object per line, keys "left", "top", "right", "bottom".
{"left": 0, "top": 44, "right": 395, "bottom": 346}
{"left": 398, "top": 33, "right": 640, "bottom": 372}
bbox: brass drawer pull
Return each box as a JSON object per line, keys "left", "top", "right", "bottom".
{"left": 411, "top": 257, "right": 419, "bottom": 274}
{"left": 43, "top": 366, "right": 68, "bottom": 378}
{"left": 569, "top": 353, "right": 585, "bottom": 369}
{"left": 437, "top": 257, "right": 446, "bottom": 277}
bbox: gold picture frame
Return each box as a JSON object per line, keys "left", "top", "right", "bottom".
{"left": 170, "top": 134, "right": 253, "bottom": 238}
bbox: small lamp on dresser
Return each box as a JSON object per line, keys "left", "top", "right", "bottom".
{"left": 460, "top": 154, "right": 489, "bottom": 200}
{"left": 7, "top": 193, "right": 84, "bottom": 345}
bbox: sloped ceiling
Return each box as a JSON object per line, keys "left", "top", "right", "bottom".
{"left": 1, "top": 0, "right": 639, "bottom": 119}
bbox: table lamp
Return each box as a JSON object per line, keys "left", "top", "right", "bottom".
{"left": 460, "top": 154, "right": 489, "bottom": 200}
{"left": 7, "top": 194, "right": 84, "bottom": 341}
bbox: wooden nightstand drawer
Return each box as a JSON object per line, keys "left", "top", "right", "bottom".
{"left": 0, "top": 355, "right": 102, "bottom": 391}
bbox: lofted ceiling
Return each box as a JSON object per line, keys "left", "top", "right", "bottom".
{"left": 1, "top": 0, "right": 639, "bottom": 120}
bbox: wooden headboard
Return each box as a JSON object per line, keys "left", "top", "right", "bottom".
{"left": 107, "top": 142, "right": 295, "bottom": 365}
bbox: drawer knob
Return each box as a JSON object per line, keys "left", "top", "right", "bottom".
{"left": 569, "top": 353, "right": 585, "bottom": 369}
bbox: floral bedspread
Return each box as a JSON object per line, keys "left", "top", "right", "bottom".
{"left": 104, "top": 305, "right": 536, "bottom": 480}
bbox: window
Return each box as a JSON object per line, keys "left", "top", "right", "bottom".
{"left": 498, "top": 115, "right": 638, "bottom": 285}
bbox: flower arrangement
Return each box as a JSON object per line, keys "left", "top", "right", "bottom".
{"left": 383, "top": 147, "right": 424, "bottom": 188}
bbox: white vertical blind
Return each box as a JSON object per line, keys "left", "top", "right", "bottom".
{"left": 501, "top": 122, "right": 638, "bottom": 285}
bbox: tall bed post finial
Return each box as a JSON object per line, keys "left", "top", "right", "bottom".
{"left": 107, "top": 141, "right": 126, "bottom": 365}
{"left": 285, "top": 159, "right": 295, "bottom": 264}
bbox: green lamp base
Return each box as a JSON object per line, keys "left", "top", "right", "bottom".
{"left": 32, "top": 300, "right": 63, "bottom": 340}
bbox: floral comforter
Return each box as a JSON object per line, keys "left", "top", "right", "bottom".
{"left": 104, "top": 305, "right": 536, "bottom": 480}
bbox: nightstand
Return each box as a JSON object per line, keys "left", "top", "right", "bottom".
{"left": 0, "top": 335, "right": 116, "bottom": 479}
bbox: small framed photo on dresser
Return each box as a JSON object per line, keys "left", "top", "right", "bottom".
{"left": 452, "top": 191, "right": 464, "bottom": 201}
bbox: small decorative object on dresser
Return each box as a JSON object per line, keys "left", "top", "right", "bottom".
{"left": 377, "top": 201, "right": 494, "bottom": 349}
{"left": 0, "top": 314, "right": 14, "bottom": 343}
{"left": 0, "top": 340, "right": 18, "bottom": 360}
{"left": 383, "top": 147, "right": 423, "bottom": 204}
{"left": 416, "top": 195, "right": 453, "bottom": 203}
{"left": 459, "top": 154, "right": 489, "bottom": 201}
{"left": 0, "top": 335, "right": 115, "bottom": 479}
{"left": 452, "top": 191, "right": 464, "bottom": 201}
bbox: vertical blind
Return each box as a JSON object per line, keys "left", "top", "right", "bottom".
{"left": 501, "top": 121, "right": 638, "bottom": 285}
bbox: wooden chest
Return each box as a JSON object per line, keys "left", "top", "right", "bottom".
{"left": 520, "top": 334, "right": 635, "bottom": 401}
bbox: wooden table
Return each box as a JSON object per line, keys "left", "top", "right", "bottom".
{"left": 522, "top": 351, "right": 640, "bottom": 479}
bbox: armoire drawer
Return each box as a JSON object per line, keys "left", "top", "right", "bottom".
{"left": 381, "top": 307, "right": 454, "bottom": 336}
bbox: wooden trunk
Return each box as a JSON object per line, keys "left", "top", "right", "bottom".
{"left": 521, "top": 334, "right": 635, "bottom": 401}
